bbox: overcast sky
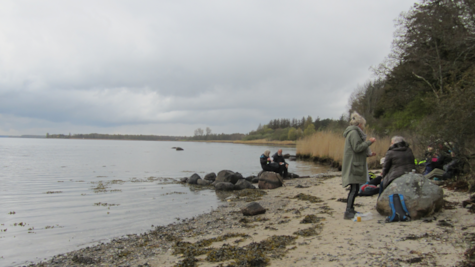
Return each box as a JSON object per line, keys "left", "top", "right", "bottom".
{"left": 0, "top": 0, "right": 418, "bottom": 136}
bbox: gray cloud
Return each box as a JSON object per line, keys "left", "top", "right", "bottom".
{"left": 0, "top": 0, "right": 417, "bottom": 135}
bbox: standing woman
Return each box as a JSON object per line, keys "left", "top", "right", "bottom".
{"left": 342, "top": 112, "right": 376, "bottom": 220}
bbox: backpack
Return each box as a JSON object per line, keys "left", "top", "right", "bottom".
{"left": 386, "top": 194, "right": 411, "bottom": 222}
{"left": 359, "top": 184, "right": 379, "bottom": 196}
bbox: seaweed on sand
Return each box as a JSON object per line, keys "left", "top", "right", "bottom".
{"left": 300, "top": 215, "right": 325, "bottom": 224}
{"left": 292, "top": 193, "right": 323, "bottom": 203}
{"left": 293, "top": 224, "right": 323, "bottom": 237}
{"left": 173, "top": 234, "right": 296, "bottom": 267}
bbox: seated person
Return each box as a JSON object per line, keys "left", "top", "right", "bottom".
{"left": 360, "top": 158, "right": 384, "bottom": 196}
{"left": 272, "top": 149, "right": 289, "bottom": 178}
{"left": 425, "top": 151, "right": 460, "bottom": 180}
{"left": 260, "top": 150, "right": 279, "bottom": 172}
{"left": 381, "top": 136, "right": 416, "bottom": 191}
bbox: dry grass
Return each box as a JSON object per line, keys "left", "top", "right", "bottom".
{"left": 193, "top": 139, "right": 297, "bottom": 145}
{"left": 296, "top": 130, "right": 391, "bottom": 166}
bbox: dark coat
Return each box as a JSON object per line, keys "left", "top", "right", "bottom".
{"left": 260, "top": 154, "right": 278, "bottom": 172}
{"left": 382, "top": 141, "right": 416, "bottom": 188}
{"left": 272, "top": 152, "right": 287, "bottom": 164}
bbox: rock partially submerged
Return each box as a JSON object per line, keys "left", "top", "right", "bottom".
{"left": 376, "top": 173, "right": 444, "bottom": 220}
{"left": 215, "top": 170, "right": 243, "bottom": 184}
{"left": 214, "top": 182, "right": 235, "bottom": 191}
{"left": 234, "top": 179, "right": 256, "bottom": 190}
{"left": 204, "top": 172, "right": 217, "bottom": 182}
{"left": 241, "top": 202, "right": 266, "bottom": 216}
{"left": 187, "top": 173, "right": 201, "bottom": 185}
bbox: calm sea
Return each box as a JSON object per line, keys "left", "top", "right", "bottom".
{"left": 0, "top": 138, "right": 327, "bottom": 266}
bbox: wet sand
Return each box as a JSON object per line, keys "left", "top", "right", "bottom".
{"left": 30, "top": 172, "right": 474, "bottom": 267}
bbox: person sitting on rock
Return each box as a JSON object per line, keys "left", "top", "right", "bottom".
{"left": 424, "top": 151, "right": 461, "bottom": 181}
{"left": 260, "top": 150, "right": 279, "bottom": 173}
{"left": 380, "top": 136, "right": 416, "bottom": 192}
{"left": 272, "top": 149, "right": 289, "bottom": 178}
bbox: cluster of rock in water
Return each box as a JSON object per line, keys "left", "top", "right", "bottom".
{"left": 179, "top": 169, "right": 299, "bottom": 191}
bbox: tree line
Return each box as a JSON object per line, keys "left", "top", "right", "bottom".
{"left": 46, "top": 133, "right": 185, "bottom": 141}
{"left": 347, "top": 0, "right": 475, "bottom": 166}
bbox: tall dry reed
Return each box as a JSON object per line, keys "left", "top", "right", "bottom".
{"left": 296, "top": 130, "right": 392, "bottom": 166}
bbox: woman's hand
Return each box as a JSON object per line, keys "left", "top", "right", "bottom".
{"left": 369, "top": 152, "right": 376, "bottom": 157}
{"left": 369, "top": 137, "right": 376, "bottom": 143}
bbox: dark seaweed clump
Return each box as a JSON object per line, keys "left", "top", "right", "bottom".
{"left": 173, "top": 234, "right": 296, "bottom": 267}
{"left": 232, "top": 189, "right": 267, "bottom": 202}
{"left": 293, "top": 193, "right": 323, "bottom": 203}
{"left": 293, "top": 224, "right": 323, "bottom": 237}
{"left": 300, "top": 215, "right": 325, "bottom": 224}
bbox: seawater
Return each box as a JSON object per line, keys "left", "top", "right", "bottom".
{"left": 0, "top": 138, "right": 328, "bottom": 266}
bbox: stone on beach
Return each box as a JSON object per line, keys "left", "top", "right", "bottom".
{"left": 214, "top": 182, "right": 235, "bottom": 191}
{"left": 245, "top": 175, "right": 256, "bottom": 182}
{"left": 258, "top": 171, "right": 284, "bottom": 189}
{"left": 241, "top": 202, "right": 266, "bottom": 216}
{"left": 215, "top": 170, "right": 243, "bottom": 184}
{"left": 234, "top": 179, "right": 256, "bottom": 190}
{"left": 197, "top": 179, "right": 212, "bottom": 186}
{"left": 376, "top": 173, "right": 444, "bottom": 219}
{"left": 204, "top": 172, "right": 217, "bottom": 182}
{"left": 187, "top": 173, "right": 201, "bottom": 184}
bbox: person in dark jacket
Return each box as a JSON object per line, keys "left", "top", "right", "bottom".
{"left": 260, "top": 150, "right": 279, "bottom": 172}
{"left": 273, "top": 149, "right": 288, "bottom": 178}
{"left": 381, "top": 136, "right": 416, "bottom": 190}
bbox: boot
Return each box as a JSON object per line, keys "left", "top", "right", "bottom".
{"left": 344, "top": 207, "right": 359, "bottom": 220}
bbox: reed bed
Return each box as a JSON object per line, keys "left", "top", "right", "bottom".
{"left": 296, "top": 130, "right": 392, "bottom": 167}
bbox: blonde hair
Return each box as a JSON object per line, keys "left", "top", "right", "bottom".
{"left": 264, "top": 150, "right": 271, "bottom": 157}
{"left": 349, "top": 112, "right": 366, "bottom": 128}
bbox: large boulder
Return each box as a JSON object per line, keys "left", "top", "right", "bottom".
{"left": 258, "top": 171, "right": 284, "bottom": 189}
{"left": 376, "top": 173, "right": 444, "bottom": 220}
{"left": 204, "top": 172, "right": 217, "bottom": 182}
{"left": 187, "top": 173, "right": 201, "bottom": 185}
{"left": 216, "top": 170, "right": 243, "bottom": 185}
{"left": 241, "top": 202, "right": 266, "bottom": 216}
{"left": 197, "top": 179, "right": 212, "bottom": 186}
{"left": 214, "top": 182, "right": 235, "bottom": 191}
{"left": 234, "top": 179, "right": 256, "bottom": 190}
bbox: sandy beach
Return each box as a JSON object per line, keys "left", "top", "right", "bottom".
{"left": 31, "top": 172, "right": 474, "bottom": 267}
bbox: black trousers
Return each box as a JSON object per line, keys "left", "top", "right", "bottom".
{"left": 278, "top": 164, "right": 288, "bottom": 178}
{"left": 346, "top": 184, "right": 359, "bottom": 211}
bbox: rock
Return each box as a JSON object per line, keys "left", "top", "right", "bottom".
{"left": 215, "top": 170, "right": 243, "bottom": 185}
{"left": 204, "top": 172, "right": 217, "bottom": 182}
{"left": 176, "top": 147, "right": 184, "bottom": 151}
{"left": 214, "top": 182, "right": 235, "bottom": 191}
{"left": 258, "top": 171, "right": 284, "bottom": 189}
{"left": 376, "top": 173, "right": 444, "bottom": 220}
{"left": 252, "top": 177, "right": 259, "bottom": 183}
{"left": 283, "top": 153, "right": 291, "bottom": 158}
{"left": 241, "top": 202, "right": 266, "bottom": 216}
{"left": 287, "top": 173, "right": 300, "bottom": 179}
{"left": 187, "top": 173, "right": 201, "bottom": 185}
{"left": 245, "top": 175, "right": 256, "bottom": 182}
{"left": 179, "top": 177, "right": 188, "bottom": 183}
{"left": 289, "top": 156, "right": 297, "bottom": 161}
{"left": 197, "top": 179, "right": 211, "bottom": 186}
{"left": 234, "top": 179, "right": 256, "bottom": 190}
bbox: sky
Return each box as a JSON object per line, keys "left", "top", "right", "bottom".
{"left": 0, "top": 0, "right": 418, "bottom": 136}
